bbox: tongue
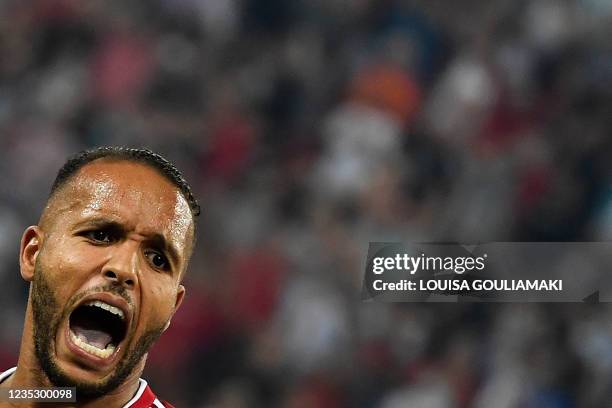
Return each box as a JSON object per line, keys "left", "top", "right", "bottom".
{"left": 72, "top": 326, "right": 112, "bottom": 350}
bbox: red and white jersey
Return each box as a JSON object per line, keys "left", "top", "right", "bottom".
{"left": 0, "top": 367, "right": 174, "bottom": 408}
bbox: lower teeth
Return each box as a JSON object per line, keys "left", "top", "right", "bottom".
{"left": 69, "top": 331, "right": 116, "bottom": 359}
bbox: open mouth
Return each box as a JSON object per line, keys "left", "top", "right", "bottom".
{"left": 68, "top": 300, "right": 128, "bottom": 360}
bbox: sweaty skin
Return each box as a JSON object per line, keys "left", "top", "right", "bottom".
{"left": 0, "top": 160, "right": 194, "bottom": 408}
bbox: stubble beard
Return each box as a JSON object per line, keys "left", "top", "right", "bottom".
{"left": 31, "top": 261, "right": 165, "bottom": 398}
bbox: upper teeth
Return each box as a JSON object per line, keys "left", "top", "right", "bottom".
{"left": 85, "top": 300, "right": 125, "bottom": 320}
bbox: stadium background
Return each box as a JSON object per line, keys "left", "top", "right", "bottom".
{"left": 0, "top": 0, "right": 612, "bottom": 406}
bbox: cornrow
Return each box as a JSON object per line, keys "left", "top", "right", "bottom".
{"left": 50, "top": 147, "right": 201, "bottom": 219}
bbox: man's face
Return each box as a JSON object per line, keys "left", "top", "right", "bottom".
{"left": 24, "top": 160, "right": 193, "bottom": 396}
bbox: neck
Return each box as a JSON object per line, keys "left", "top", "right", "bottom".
{"left": 0, "top": 302, "right": 143, "bottom": 408}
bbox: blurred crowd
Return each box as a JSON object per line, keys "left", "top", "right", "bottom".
{"left": 1, "top": 0, "right": 612, "bottom": 406}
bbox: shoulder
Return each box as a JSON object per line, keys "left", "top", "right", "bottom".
{"left": 1, "top": 370, "right": 175, "bottom": 407}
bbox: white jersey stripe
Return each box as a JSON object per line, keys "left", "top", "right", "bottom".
{"left": 122, "top": 378, "right": 148, "bottom": 407}
{"left": 153, "top": 399, "right": 165, "bottom": 408}
{"left": 0, "top": 367, "right": 16, "bottom": 384}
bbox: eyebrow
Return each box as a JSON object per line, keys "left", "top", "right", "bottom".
{"left": 74, "top": 217, "right": 182, "bottom": 271}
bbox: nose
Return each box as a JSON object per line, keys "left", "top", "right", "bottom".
{"left": 101, "top": 242, "right": 139, "bottom": 289}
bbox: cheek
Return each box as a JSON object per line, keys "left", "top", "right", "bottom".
{"left": 140, "top": 279, "right": 178, "bottom": 327}
{"left": 39, "top": 240, "right": 104, "bottom": 295}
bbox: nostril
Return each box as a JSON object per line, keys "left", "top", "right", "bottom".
{"left": 104, "top": 270, "right": 118, "bottom": 280}
{"left": 103, "top": 269, "right": 135, "bottom": 287}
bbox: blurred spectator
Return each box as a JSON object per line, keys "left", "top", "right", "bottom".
{"left": 1, "top": 0, "right": 611, "bottom": 406}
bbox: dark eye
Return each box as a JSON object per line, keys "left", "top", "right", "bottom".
{"left": 85, "top": 230, "right": 115, "bottom": 244}
{"left": 145, "top": 250, "right": 169, "bottom": 270}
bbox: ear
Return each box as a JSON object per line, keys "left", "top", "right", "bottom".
{"left": 20, "top": 226, "right": 43, "bottom": 282}
{"left": 163, "top": 284, "right": 185, "bottom": 333}
{"left": 175, "top": 284, "right": 185, "bottom": 311}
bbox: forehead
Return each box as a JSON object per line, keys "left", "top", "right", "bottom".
{"left": 50, "top": 160, "right": 193, "bottom": 246}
